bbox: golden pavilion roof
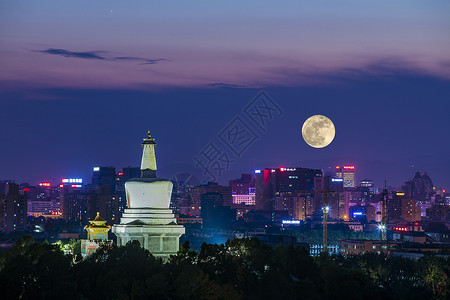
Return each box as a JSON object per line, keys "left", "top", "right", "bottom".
{"left": 85, "top": 212, "right": 111, "bottom": 229}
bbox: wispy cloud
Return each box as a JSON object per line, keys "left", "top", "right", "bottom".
{"left": 113, "top": 56, "right": 167, "bottom": 65}
{"left": 38, "top": 48, "right": 106, "bottom": 60}
{"left": 207, "top": 82, "right": 244, "bottom": 88}
{"left": 35, "top": 48, "right": 167, "bottom": 65}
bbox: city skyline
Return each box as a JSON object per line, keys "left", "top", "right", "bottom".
{"left": 1, "top": 1, "right": 449, "bottom": 189}
{"left": 3, "top": 162, "right": 445, "bottom": 193}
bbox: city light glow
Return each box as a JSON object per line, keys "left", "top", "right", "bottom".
{"left": 394, "top": 227, "right": 408, "bottom": 231}
{"left": 62, "top": 178, "right": 83, "bottom": 183}
{"left": 282, "top": 220, "right": 301, "bottom": 224}
{"left": 378, "top": 224, "right": 386, "bottom": 230}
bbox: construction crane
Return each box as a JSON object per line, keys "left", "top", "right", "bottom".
{"left": 296, "top": 189, "right": 335, "bottom": 253}
{"left": 322, "top": 191, "right": 330, "bottom": 253}
{"left": 379, "top": 181, "right": 390, "bottom": 254}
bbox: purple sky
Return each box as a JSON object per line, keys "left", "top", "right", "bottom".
{"left": 1, "top": 1, "right": 449, "bottom": 190}
{"left": 1, "top": 1, "right": 449, "bottom": 89}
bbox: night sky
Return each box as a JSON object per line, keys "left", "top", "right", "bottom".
{"left": 1, "top": 1, "right": 449, "bottom": 189}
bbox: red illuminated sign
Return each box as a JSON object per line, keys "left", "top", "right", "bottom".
{"left": 394, "top": 227, "right": 408, "bottom": 231}
{"left": 39, "top": 182, "right": 51, "bottom": 187}
{"left": 343, "top": 166, "right": 355, "bottom": 170}
{"left": 280, "top": 168, "right": 285, "bottom": 172}
{"left": 335, "top": 166, "right": 340, "bottom": 169}
{"left": 59, "top": 184, "right": 64, "bottom": 188}
{"left": 414, "top": 222, "right": 419, "bottom": 226}
{"left": 118, "top": 172, "right": 123, "bottom": 176}
{"left": 23, "top": 188, "right": 31, "bottom": 192}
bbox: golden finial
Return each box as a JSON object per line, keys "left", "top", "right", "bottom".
{"left": 142, "top": 130, "right": 156, "bottom": 145}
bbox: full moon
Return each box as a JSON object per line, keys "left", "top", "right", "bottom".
{"left": 301, "top": 115, "right": 335, "bottom": 148}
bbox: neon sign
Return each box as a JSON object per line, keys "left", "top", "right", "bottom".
{"left": 62, "top": 178, "right": 82, "bottom": 183}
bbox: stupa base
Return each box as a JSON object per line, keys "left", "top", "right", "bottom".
{"left": 112, "top": 222, "right": 185, "bottom": 258}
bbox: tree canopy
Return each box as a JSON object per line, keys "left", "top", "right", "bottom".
{"left": 0, "top": 236, "right": 448, "bottom": 300}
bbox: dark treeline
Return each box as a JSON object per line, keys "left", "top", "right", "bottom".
{"left": 0, "top": 237, "right": 448, "bottom": 300}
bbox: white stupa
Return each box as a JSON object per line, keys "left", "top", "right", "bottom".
{"left": 112, "top": 131, "right": 185, "bottom": 258}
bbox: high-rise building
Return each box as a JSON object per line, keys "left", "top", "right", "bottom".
{"left": 26, "top": 182, "right": 61, "bottom": 217}
{"left": 254, "top": 167, "right": 322, "bottom": 212}
{"left": 201, "top": 192, "right": 223, "bottom": 228}
{"left": 121, "top": 167, "right": 141, "bottom": 181}
{"left": 402, "top": 171, "right": 434, "bottom": 199}
{"left": 232, "top": 191, "right": 255, "bottom": 205}
{"left": 314, "top": 176, "right": 345, "bottom": 219}
{"left": 401, "top": 198, "right": 421, "bottom": 222}
{"left": 87, "top": 185, "right": 119, "bottom": 225}
{"left": 3, "top": 183, "right": 27, "bottom": 232}
{"left": 349, "top": 205, "right": 376, "bottom": 223}
{"left": 60, "top": 180, "right": 93, "bottom": 225}
{"left": 335, "top": 165, "right": 355, "bottom": 188}
{"left": 27, "top": 199, "right": 60, "bottom": 217}
{"left": 426, "top": 205, "right": 448, "bottom": 221}
{"left": 0, "top": 180, "right": 15, "bottom": 195}
{"left": 92, "top": 167, "right": 116, "bottom": 192}
{"left": 254, "top": 169, "right": 272, "bottom": 211}
{"left": 273, "top": 194, "right": 306, "bottom": 221}
{"left": 0, "top": 195, "right": 5, "bottom": 231}
{"left": 116, "top": 167, "right": 140, "bottom": 191}
{"left": 313, "top": 176, "right": 329, "bottom": 213}
{"left": 188, "top": 182, "right": 232, "bottom": 217}
{"left": 229, "top": 174, "right": 253, "bottom": 195}
{"left": 388, "top": 192, "right": 403, "bottom": 222}
{"left": 115, "top": 167, "right": 140, "bottom": 213}
{"left": 360, "top": 179, "right": 374, "bottom": 194}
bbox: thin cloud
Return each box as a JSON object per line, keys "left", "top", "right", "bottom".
{"left": 38, "top": 48, "right": 106, "bottom": 60}
{"left": 207, "top": 82, "right": 244, "bottom": 88}
{"left": 113, "top": 56, "right": 168, "bottom": 65}
{"left": 260, "top": 56, "right": 446, "bottom": 87}
{"left": 35, "top": 48, "right": 167, "bottom": 65}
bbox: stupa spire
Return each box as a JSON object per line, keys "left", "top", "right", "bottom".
{"left": 140, "top": 130, "right": 157, "bottom": 177}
